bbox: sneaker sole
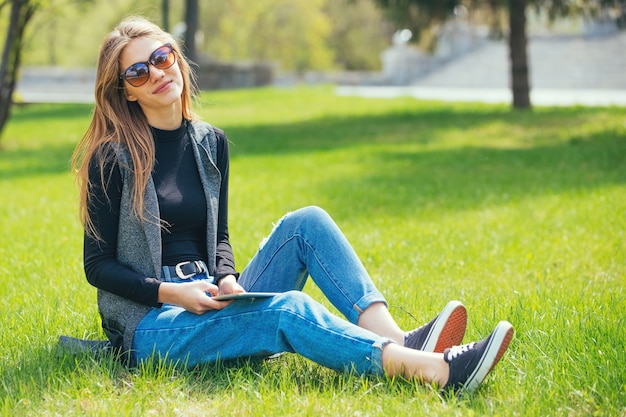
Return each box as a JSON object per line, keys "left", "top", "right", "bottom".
{"left": 462, "top": 320, "right": 514, "bottom": 393}
{"left": 423, "top": 300, "right": 467, "bottom": 353}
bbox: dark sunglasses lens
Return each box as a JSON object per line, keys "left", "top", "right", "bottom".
{"left": 124, "top": 63, "right": 150, "bottom": 87}
{"left": 151, "top": 46, "right": 175, "bottom": 69}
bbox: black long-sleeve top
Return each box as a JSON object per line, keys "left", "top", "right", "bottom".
{"left": 83, "top": 121, "right": 238, "bottom": 307}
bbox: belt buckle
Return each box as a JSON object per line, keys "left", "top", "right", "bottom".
{"left": 175, "top": 261, "right": 204, "bottom": 279}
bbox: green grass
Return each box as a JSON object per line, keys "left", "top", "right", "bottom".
{"left": 1, "top": 86, "right": 624, "bottom": 416}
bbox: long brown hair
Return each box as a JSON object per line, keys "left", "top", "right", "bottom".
{"left": 72, "top": 16, "right": 198, "bottom": 239}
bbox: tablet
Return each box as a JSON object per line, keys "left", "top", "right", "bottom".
{"left": 212, "top": 292, "right": 280, "bottom": 301}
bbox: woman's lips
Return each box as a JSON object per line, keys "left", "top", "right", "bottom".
{"left": 153, "top": 80, "right": 172, "bottom": 94}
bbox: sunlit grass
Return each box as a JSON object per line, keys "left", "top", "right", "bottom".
{"left": 1, "top": 86, "right": 624, "bottom": 416}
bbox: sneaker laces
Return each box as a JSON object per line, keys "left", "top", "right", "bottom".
{"left": 446, "top": 342, "right": 476, "bottom": 361}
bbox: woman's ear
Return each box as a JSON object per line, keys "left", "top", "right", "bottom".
{"left": 126, "top": 93, "right": 138, "bottom": 102}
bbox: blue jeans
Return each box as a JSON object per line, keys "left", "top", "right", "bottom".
{"left": 132, "top": 206, "right": 393, "bottom": 375}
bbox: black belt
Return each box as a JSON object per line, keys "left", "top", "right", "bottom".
{"left": 164, "top": 261, "right": 206, "bottom": 280}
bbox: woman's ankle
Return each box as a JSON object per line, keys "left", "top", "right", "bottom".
{"left": 381, "top": 343, "right": 449, "bottom": 385}
{"left": 358, "top": 302, "right": 404, "bottom": 344}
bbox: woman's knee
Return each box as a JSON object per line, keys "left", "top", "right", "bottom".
{"left": 271, "top": 290, "right": 326, "bottom": 318}
{"left": 296, "top": 205, "right": 331, "bottom": 222}
{"left": 274, "top": 289, "right": 315, "bottom": 306}
{"left": 285, "top": 205, "right": 335, "bottom": 232}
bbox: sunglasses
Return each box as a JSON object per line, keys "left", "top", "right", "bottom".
{"left": 119, "top": 43, "right": 177, "bottom": 87}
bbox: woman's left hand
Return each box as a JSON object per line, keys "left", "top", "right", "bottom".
{"left": 217, "top": 274, "right": 246, "bottom": 296}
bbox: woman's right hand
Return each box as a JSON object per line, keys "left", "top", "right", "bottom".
{"left": 157, "top": 281, "right": 232, "bottom": 314}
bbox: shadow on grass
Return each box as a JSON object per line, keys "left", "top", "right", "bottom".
{"left": 0, "top": 103, "right": 91, "bottom": 180}
{"left": 319, "top": 130, "right": 625, "bottom": 219}
{"left": 10, "top": 103, "right": 93, "bottom": 122}
{"left": 224, "top": 105, "right": 617, "bottom": 156}
{"left": 226, "top": 106, "right": 624, "bottom": 218}
{"left": 0, "top": 143, "right": 75, "bottom": 180}
{"left": 1, "top": 104, "right": 623, "bottom": 217}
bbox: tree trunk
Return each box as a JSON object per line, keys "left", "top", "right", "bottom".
{"left": 508, "top": 0, "right": 531, "bottom": 109}
{"left": 184, "top": 0, "right": 199, "bottom": 64}
{"left": 0, "top": 0, "right": 36, "bottom": 140}
{"left": 161, "top": 0, "right": 169, "bottom": 33}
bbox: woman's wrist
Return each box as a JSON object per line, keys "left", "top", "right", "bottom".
{"left": 157, "top": 281, "right": 179, "bottom": 304}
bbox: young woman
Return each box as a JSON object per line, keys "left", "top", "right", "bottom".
{"left": 72, "top": 17, "right": 514, "bottom": 394}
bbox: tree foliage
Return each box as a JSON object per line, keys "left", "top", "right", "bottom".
{"left": 326, "top": 0, "right": 391, "bottom": 70}
{"left": 198, "top": 0, "right": 334, "bottom": 72}
{"left": 198, "top": 0, "right": 390, "bottom": 71}
{"left": 17, "top": 0, "right": 391, "bottom": 73}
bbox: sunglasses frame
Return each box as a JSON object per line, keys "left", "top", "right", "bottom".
{"left": 119, "top": 43, "right": 176, "bottom": 87}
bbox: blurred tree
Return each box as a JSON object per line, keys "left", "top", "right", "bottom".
{"left": 22, "top": 0, "right": 167, "bottom": 67}
{"left": 372, "top": 0, "right": 626, "bottom": 109}
{"left": 162, "top": 0, "right": 169, "bottom": 32}
{"left": 326, "top": 0, "right": 390, "bottom": 70}
{"left": 509, "top": 0, "right": 530, "bottom": 108}
{"left": 183, "top": 0, "right": 198, "bottom": 63}
{"left": 200, "top": 0, "right": 334, "bottom": 72}
{"left": 373, "top": 0, "right": 532, "bottom": 108}
{"left": 16, "top": 0, "right": 390, "bottom": 73}
{"left": 0, "top": 0, "right": 38, "bottom": 139}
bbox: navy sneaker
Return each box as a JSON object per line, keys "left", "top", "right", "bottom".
{"left": 404, "top": 300, "right": 467, "bottom": 353}
{"left": 442, "top": 320, "right": 514, "bottom": 394}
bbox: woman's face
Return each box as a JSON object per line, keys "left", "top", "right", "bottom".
{"left": 119, "top": 37, "right": 184, "bottom": 118}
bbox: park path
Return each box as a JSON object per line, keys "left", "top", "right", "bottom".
{"left": 338, "top": 30, "right": 626, "bottom": 106}
{"left": 416, "top": 31, "right": 626, "bottom": 89}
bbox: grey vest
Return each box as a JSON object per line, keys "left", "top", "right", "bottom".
{"left": 97, "top": 121, "right": 221, "bottom": 356}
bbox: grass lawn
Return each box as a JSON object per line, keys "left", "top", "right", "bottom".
{"left": 0, "top": 86, "right": 624, "bottom": 416}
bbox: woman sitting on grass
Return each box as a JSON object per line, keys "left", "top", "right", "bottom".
{"left": 71, "top": 16, "right": 514, "bottom": 394}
